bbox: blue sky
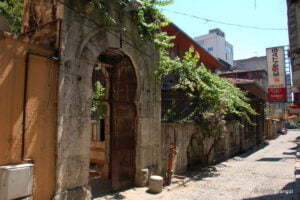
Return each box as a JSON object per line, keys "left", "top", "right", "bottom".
{"left": 161, "top": 0, "right": 289, "bottom": 60}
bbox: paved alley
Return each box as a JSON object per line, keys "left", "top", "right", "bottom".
{"left": 95, "top": 130, "right": 300, "bottom": 200}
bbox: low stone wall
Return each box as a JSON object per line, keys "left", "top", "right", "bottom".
{"left": 264, "top": 119, "right": 283, "bottom": 139}
{"left": 161, "top": 119, "right": 283, "bottom": 177}
{"left": 161, "top": 123, "right": 195, "bottom": 175}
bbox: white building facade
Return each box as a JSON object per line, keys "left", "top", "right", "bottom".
{"left": 195, "top": 29, "right": 234, "bottom": 66}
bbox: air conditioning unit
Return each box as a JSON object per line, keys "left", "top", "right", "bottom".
{"left": 0, "top": 164, "right": 34, "bottom": 200}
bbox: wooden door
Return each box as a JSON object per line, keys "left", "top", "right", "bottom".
{"left": 110, "top": 57, "right": 137, "bottom": 190}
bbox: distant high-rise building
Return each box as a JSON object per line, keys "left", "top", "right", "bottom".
{"left": 194, "top": 28, "right": 234, "bottom": 66}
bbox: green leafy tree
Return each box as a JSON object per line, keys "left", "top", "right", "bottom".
{"left": 0, "top": 0, "right": 23, "bottom": 34}
{"left": 158, "top": 47, "right": 256, "bottom": 123}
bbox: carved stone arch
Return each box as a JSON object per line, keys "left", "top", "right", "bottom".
{"left": 76, "top": 30, "right": 142, "bottom": 103}
{"left": 56, "top": 26, "right": 161, "bottom": 200}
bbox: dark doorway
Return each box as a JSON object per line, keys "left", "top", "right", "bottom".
{"left": 90, "top": 49, "right": 137, "bottom": 195}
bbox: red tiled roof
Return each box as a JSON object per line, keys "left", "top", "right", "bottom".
{"left": 161, "top": 23, "right": 226, "bottom": 71}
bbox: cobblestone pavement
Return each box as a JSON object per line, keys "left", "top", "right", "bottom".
{"left": 95, "top": 130, "right": 300, "bottom": 200}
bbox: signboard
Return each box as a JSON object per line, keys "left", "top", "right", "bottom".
{"left": 268, "top": 88, "right": 287, "bottom": 102}
{"left": 288, "top": 104, "right": 300, "bottom": 114}
{"left": 267, "top": 47, "right": 286, "bottom": 102}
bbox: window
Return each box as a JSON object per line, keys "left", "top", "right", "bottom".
{"left": 91, "top": 119, "right": 105, "bottom": 142}
{"left": 208, "top": 47, "right": 213, "bottom": 52}
{"left": 198, "top": 40, "right": 205, "bottom": 46}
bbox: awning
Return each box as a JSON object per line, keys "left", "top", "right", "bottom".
{"left": 288, "top": 104, "right": 300, "bottom": 114}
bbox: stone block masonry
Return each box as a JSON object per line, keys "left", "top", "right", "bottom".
{"left": 161, "top": 120, "right": 281, "bottom": 177}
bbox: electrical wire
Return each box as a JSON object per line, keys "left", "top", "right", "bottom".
{"left": 161, "top": 9, "right": 288, "bottom": 31}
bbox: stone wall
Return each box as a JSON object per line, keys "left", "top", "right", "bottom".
{"left": 161, "top": 119, "right": 282, "bottom": 177}
{"left": 265, "top": 119, "right": 284, "bottom": 139}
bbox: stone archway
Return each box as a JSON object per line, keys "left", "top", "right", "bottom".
{"left": 90, "top": 49, "right": 137, "bottom": 194}
{"left": 55, "top": 24, "right": 161, "bottom": 200}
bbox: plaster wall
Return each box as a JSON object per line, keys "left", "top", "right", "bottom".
{"left": 25, "top": 55, "right": 58, "bottom": 200}
{"left": 0, "top": 36, "right": 25, "bottom": 165}
{"left": 0, "top": 34, "right": 58, "bottom": 199}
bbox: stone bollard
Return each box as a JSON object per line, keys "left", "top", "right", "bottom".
{"left": 135, "top": 168, "right": 149, "bottom": 187}
{"left": 148, "top": 175, "right": 163, "bottom": 193}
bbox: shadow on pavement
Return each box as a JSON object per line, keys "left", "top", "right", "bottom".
{"left": 244, "top": 181, "right": 296, "bottom": 200}
{"left": 283, "top": 151, "right": 296, "bottom": 155}
{"left": 186, "top": 166, "right": 220, "bottom": 181}
{"left": 256, "top": 157, "right": 295, "bottom": 162}
{"left": 239, "top": 143, "right": 269, "bottom": 158}
{"left": 243, "top": 193, "right": 295, "bottom": 200}
{"left": 92, "top": 189, "right": 130, "bottom": 200}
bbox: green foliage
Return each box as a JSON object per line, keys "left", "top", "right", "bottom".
{"left": 0, "top": 0, "right": 23, "bottom": 34}
{"left": 91, "top": 81, "right": 106, "bottom": 120}
{"left": 129, "top": 0, "right": 256, "bottom": 127}
{"left": 132, "top": 0, "right": 173, "bottom": 40}
{"left": 158, "top": 47, "right": 257, "bottom": 126}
